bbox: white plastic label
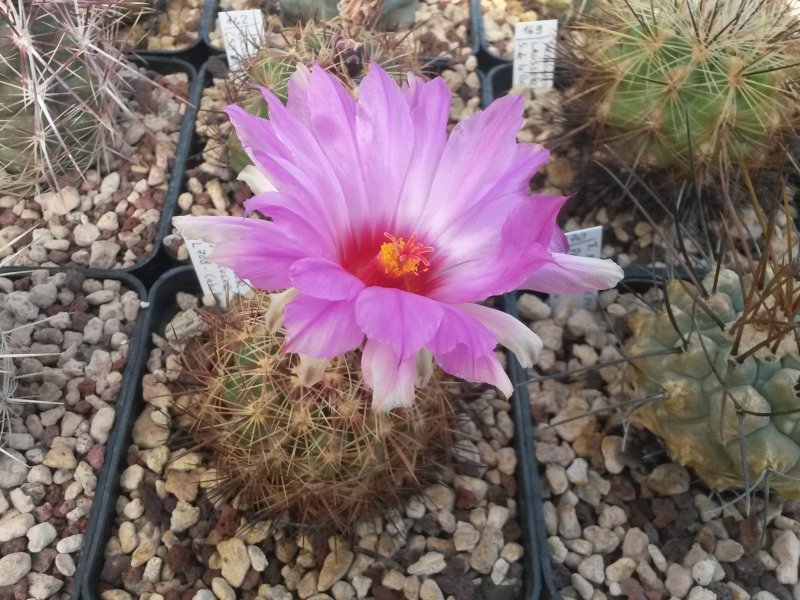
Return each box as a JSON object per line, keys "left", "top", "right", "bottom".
{"left": 182, "top": 237, "right": 250, "bottom": 309}
{"left": 551, "top": 225, "right": 604, "bottom": 310}
{"left": 512, "top": 19, "right": 558, "bottom": 89}
{"left": 219, "top": 9, "right": 264, "bottom": 70}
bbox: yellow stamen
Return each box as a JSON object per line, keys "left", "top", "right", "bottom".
{"left": 378, "top": 232, "right": 433, "bottom": 278}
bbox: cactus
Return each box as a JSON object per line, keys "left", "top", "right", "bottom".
{"left": 566, "top": 0, "right": 800, "bottom": 180}
{"left": 627, "top": 257, "right": 800, "bottom": 497}
{"left": 0, "top": 0, "right": 131, "bottom": 195}
{"left": 178, "top": 292, "right": 455, "bottom": 531}
{"left": 0, "top": 328, "right": 16, "bottom": 455}
{"left": 280, "top": 0, "right": 417, "bottom": 30}
{"left": 224, "top": 18, "right": 418, "bottom": 173}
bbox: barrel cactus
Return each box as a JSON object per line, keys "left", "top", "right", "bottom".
{"left": 224, "top": 18, "right": 417, "bottom": 173}
{"left": 178, "top": 292, "right": 455, "bottom": 531}
{"left": 567, "top": 0, "right": 800, "bottom": 180}
{"left": 627, "top": 267, "right": 800, "bottom": 498}
{"left": 0, "top": 0, "right": 130, "bottom": 195}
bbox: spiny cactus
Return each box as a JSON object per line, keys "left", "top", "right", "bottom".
{"left": 627, "top": 232, "right": 800, "bottom": 498}
{"left": 0, "top": 328, "right": 16, "bottom": 456}
{"left": 280, "top": 0, "right": 417, "bottom": 30}
{"left": 0, "top": 0, "right": 132, "bottom": 196}
{"left": 566, "top": 0, "right": 800, "bottom": 180}
{"left": 223, "top": 18, "right": 418, "bottom": 173}
{"left": 177, "top": 292, "right": 455, "bottom": 532}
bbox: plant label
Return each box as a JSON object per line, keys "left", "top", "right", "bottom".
{"left": 551, "top": 225, "right": 604, "bottom": 311}
{"left": 180, "top": 236, "right": 250, "bottom": 309}
{"left": 219, "top": 9, "right": 265, "bottom": 70}
{"left": 513, "top": 19, "right": 558, "bottom": 89}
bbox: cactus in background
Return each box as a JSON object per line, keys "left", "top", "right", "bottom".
{"left": 566, "top": 0, "right": 800, "bottom": 180}
{"left": 627, "top": 196, "right": 800, "bottom": 497}
{"left": 280, "top": 0, "right": 417, "bottom": 30}
{"left": 224, "top": 18, "right": 418, "bottom": 173}
{"left": 178, "top": 292, "right": 455, "bottom": 531}
{"left": 0, "top": 0, "right": 132, "bottom": 195}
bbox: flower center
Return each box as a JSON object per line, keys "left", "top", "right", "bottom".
{"left": 378, "top": 232, "right": 434, "bottom": 278}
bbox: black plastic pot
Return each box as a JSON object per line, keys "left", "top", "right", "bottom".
{"left": 78, "top": 264, "right": 552, "bottom": 599}
{"left": 501, "top": 293, "right": 561, "bottom": 600}
{"left": 0, "top": 267, "right": 149, "bottom": 600}
{"left": 125, "top": 0, "right": 216, "bottom": 65}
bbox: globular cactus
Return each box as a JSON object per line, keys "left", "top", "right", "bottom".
{"left": 566, "top": 0, "right": 800, "bottom": 180}
{"left": 177, "top": 292, "right": 455, "bottom": 531}
{"left": 281, "top": 0, "right": 417, "bottom": 31}
{"left": 627, "top": 265, "right": 800, "bottom": 498}
{"left": 0, "top": 0, "right": 131, "bottom": 196}
{"left": 224, "top": 18, "right": 418, "bottom": 173}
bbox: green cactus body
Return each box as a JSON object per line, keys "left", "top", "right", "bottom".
{"left": 0, "top": 1, "right": 127, "bottom": 195}
{"left": 629, "top": 269, "right": 800, "bottom": 497}
{"left": 572, "top": 0, "right": 800, "bottom": 178}
{"left": 182, "top": 292, "right": 454, "bottom": 531}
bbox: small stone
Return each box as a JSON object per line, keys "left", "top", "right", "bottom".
{"left": 454, "top": 521, "right": 480, "bottom": 552}
{"left": 622, "top": 527, "right": 649, "bottom": 562}
{"left": 0, "top": 451, "right": 30, "bottom": 489}
{"left": 647, "top": 464, "right": 690, "bottom": 495}
{"left": 27, "top": 572, "right": 64, "bottom": 599}
{"left": 56, "top": 533, "right": 84, "bottom": 554}
{"left": 42, "top": 445, "right": 77, "bottom": 469}
{"left": 407, "top": 552, "right": 446, "bottom": 576}
{"left": 665, "top": 563, "right": 693, "bottom": 597}
{"left": 74, "top": 223, "right": 101, "bottom": 247}
{"left": 212, "top": 576, "right": 236, "bottom": 600}
{"left": 248, "top": 545, "right": 268, "bottom": 571}
{"left": 470, "top": 526, "right": 504, "bottom": 574}
{"left": 118, "top": 521, "right": 137, "bottom": 553}
{"left": 577, "top": 554, "right": 605, "bottom": 585}
{"left": 89, "top": 240, "right": 121, "bottom": 269}
{"left": 120, "top": 465, "right": 144, "bottom": 491}
{"left": 35, "top": 187, "right": 80, "bottom": 215}
{"left": 583, "top": 525, "right": 620, "bottom": 554}
{"left": 0, "top": 512, "right": 34, "bottom": 542}
{"left": 490, "top": 558, "right": 509, "bottom": 585}
{"left": 27, "top": 522, "right": 57, "bottom": 553}
{"left": 170, "top": 500, "right": 200, "bottom": 533}
{"left": 217, "top": 537, "right": 250, "bottom": 587}
{"left": 517, "top": 294, "right": 551, "bottom": 320}
{"left": 715, "top": 539, "right": 745, "bottom": 562}
{"left": 318, "top": 547, "right": 354, "bottom": 591}
{"left": 0, "top": 552, "right": 31, "bottom": 586}
{"left": 55, "top": 553, "right": 76, "bottom": 576}
{"left": 772, "top": 530, "right": 800, "bottom": 584}
{"left": 601, "top": 436, "right": 625, "bottom": 474}
{"left": 604, "top": 556, "right": 636, "bottom": 583}
{"left": 419, "top": 578, "right": 444, "bottom": 600}
{"left": 90, "top": 406, "right": 116, "bottom": 443}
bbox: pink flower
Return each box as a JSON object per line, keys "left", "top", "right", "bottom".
{"left": 174, "top": 63, "right": 623, "bottom": 410}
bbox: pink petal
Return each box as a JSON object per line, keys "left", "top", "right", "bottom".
{"left": 355, "top": 63, "right": 415, "bottom": 233}
{"left": 172, "top": 216, "right": 304, "bottom": 290}
{"left": 458, "top": 303, "right": 542, "bottom": 368}
{"left": 289, "top": 257, "right": 364, "bottom": 300}
{"left": 355, "top": 287, "right": 445, "bottom": 359}
{"left": 362, "top": 339, "right": 416, "bottom": 411}
{"left": 428, "top": 194, "right": 571, "bottom": 303}
{"left": 394, "top": 76, "right": 451, "bottom": 229}
{"left": 422, "top": 94, "right": 526, "bottom": 237}
{"left": 521, "top": 253, "right": 624, "bottom": 294}
{"left": 286, "top": 63, "right": 312, "bottom": 126}
{"left": 284, "top": 295, "right": 364, "bottom": 358}
{"left": 427, "top": 306, "right": 512, "bottom": 398}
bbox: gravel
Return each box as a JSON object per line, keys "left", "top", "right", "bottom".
{"left": 0, "top": 68, "right": 189, "bottom": 270}
{"left": 118, "top": 0, "right": 205, "bottom": 52}
{"left": 0, "top": 270, "right": 140, "bottom": 598}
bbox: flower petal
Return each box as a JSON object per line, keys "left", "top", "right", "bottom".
{"left": 362, "top": 339, "right": 416, "bottom": 411}
{"left": 284, "top": 294, "right": 364, "bottom": 358}
{"left": 295, "top": 354, "right": 329, "bottom": 387}
{"left": 172, "top": 216, "right": 304, "bottom": 290}
{"left": 521, "top": 253, "right": 624, "bottom": 294}
{"left": 265, "top": 288, "right": 299, "bottom": 332}
{"left": 355, "top": 63, "right": 415, "bottom": 232}
{"left": 457, "top": 303, "right": 542, "bottom": 368}
{"left": 238, "top": 164, "right": 276, "bottom": 195}
{"left": 289, "top": 257, "right": 365, "bottom": 301}
{"left": 355, "top": 287, "right": 444, "bottom": 359}
{"left": 427, "top": 306, "right": 512, "bottom": 398}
